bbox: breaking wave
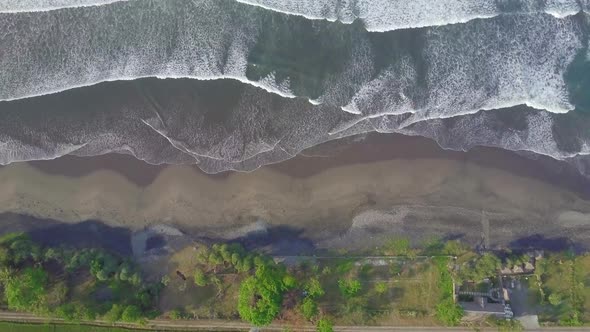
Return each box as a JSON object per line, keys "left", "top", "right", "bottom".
{"left": 0, "top": 0, "right": 589, "bottom": 178}
{"left": 0, "top": 78, "right": 589, "bottom": 177}
{"left": 0, "top": 0, "right": 130, "bottom": 13}
{"left": 234, "top": 0, "right": 589, "bottom": 31}
{"left": 2, "top": 0, "right": 588, "bottom": 32}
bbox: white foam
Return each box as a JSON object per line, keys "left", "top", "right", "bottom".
{"left": 234, "top": 0, "right": 587, "bottom": 32}
{"left": 0, "top": 0, "right": 130, "bottom": 13}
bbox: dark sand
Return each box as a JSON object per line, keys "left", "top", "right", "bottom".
{"left": 29, "top": 133, "right": 590, "bottom": 198}
{"left": 1, "top": 133, "right": 589, "bottom": 251}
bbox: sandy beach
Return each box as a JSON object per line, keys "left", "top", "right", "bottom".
{"left": 2, "top": 134, "right": 590, "bottom": 251}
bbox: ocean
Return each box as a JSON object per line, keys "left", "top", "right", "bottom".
{"left": 0, "top": 0, "right": 589, "bottom": 176}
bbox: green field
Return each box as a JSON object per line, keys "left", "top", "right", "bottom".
{"left": 0, "top": 322, "right": 155, "bottom": 332}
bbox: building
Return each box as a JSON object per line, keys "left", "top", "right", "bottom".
{"left": 460, "top": 296, "right": 506, "bottom": 318}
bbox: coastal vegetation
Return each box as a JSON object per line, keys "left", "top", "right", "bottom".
{"left": 0, "top": 232, "right": 162, "bottom": 324}
{"left": 0, "top": 231, "right": 589, "bottom": 330}
{"left": 533, "top": 251, "right": 590, "bottom": 326}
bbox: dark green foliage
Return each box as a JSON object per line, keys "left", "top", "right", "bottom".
{"left": 0, "top": 233, "right": 154, "bottom": 324}
{"left": 337, "top": 279, "right": 361, "bottom": 298}
{"left": 0, "top": 233, "right": 40, "bottom": 264}
{"left": 237, "top": 263, "right": 294, "bottom": 326}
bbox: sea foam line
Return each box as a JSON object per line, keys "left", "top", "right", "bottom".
{"left": 233, "top": 0, "right": 587, "bottom": 32}
{"left": 0, "top": 0, "right": 131, "bottom": 13}
{"left": 0, "top": 74, "right": 300, "bottom": 104}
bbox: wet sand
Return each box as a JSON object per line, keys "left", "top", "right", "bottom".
{"left": 2, "top": 133, "right": 590, "bottom": 250}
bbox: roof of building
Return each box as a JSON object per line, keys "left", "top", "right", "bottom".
{"left": 460, "top": 301, "right": 505, "bottom": 314}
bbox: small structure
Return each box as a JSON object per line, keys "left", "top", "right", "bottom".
{"left": 461, "top": 296, "right": 506, "bottom": 318}
{"left": 511, "top": 265, "right": 524, "bottom": 274}
{"left": 500, "top": 266, "right": 512, "bottom": 275}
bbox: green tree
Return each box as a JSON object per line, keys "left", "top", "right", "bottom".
{"left": 231, "top": 252, "right": 241, "bottom": 267}
{"left": 282, "top": 274, "right": 298, "bottom": 289}
{"left": 104, "top": 304, "right": 124, "bottom": 322}
{"left": 193, "top": 268, "right": 208, "bottom": 286}
{"left": 0, "top": 247, "right": 11, "bottom": 265}
{"left": 4, "top": 267, "right": 48, "bottom": 312}
{"left": 300, "top": 298, "right": 318, "bottom": 320}
{"left": 218, "top": 244, "right": 232, "bottom": 263}
{"left": 121, "top": 305, "right": 142, "bottom": 322}
{"left": 548, "top": 293, "right": 562, "bottom": 306}
{"left": 337, "top": 279, "right": 361, "bottom": 298}
{"left": 305, "top": 278, "right": 325, "bottom": 298}
{"left": 169, "top": 309, "right": 182, "bottom": 320}
{"left": 46, "top": 281, "right": 68, "bottom": 306}
{"left": 117, "top": 262, "right": 133, "bottom": 281}
{"left": 55, "top": 303, "right": 77, "bottom": 321}
{"left": 208, "top": 252, "right": 223, "bottom": 266}
{"left": 316, "top": 318, "right": 333, "bottom": 332}
{"left": 435, "top": 298, "right": 464, "bottom": 326}
{"left": 237, "top": 264, "right": 289, "bottom": 326}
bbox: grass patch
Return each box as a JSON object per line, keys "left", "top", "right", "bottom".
{"left": 0, "top": 322, "right": 154, "bottom": 332}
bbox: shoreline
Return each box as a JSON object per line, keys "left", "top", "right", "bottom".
{"left": 1, "top": 133, "right": 589, "bottom": 251}
{"left": 27, "top": 133, "right": 590, "bottom": 199}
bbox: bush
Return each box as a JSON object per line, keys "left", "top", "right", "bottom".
{"left": 374, "top": 281, "right": 388, "bottom": 294}
{"left": 104, "top": 304, "right": 124, "bottom": 322}
{"left": 316, "top": 318, "right": 333, "bottom": 332}
{"left": 548, "top": 293, "right": 562, "bottom": 306}
{"left": 435, "top": 298, "right": 463, "bottom": 326}
{"left": 238, "top": 264, "right": 291, "bottom": 326}
{"left": 169, "top": 309, "right": 182, "bottom": 320}
{"left": 193, "top": 268, "right": 208, "bottom": 286}
{"left": 121, "top": 305, "right": 142, "bottom": 322}
{"left": 443, "top": 240, "right": 467, "bottom": 256}
{"left": 300, "top": 298, "right": 318, "bottom": 320}
{"left": 305, "top": 278, "right": 325, "bottom": 298}
{"left": 4, "top": 267, "right": 48, "bottom": 313}
{"left": 382, "top": 237, "right": 410, "bottom": 256}
{"left": 338, "top": 279, "right": 361, "bottom": 298}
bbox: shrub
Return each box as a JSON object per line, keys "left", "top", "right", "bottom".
{"left": 316, "top": 318, "right": 333, "bottom": 332}
{"left": 104, "top": 304, "right": 124, "bottom": 322}
{"left": 4, "top": 267, "right": 48, "bottom": 313}
{"left": 374, "top": 281, "right": 388, "bottom": 294}
{"left": 169, "top": 309, "right": 182, "bottom": 320}
{"left": 300, "top": 298, "right": 318, "bottom": 320}
{"left": 238, "top": 264, "right": 290, "bottom": 326}
{"left": 193, "top": 268, "right": 208, "bottom": 286}
{"left": 305, "top": 278, "right": 325, "bottom": 298}
{"left": 121, "top": 305, "right": 142, "bottom": 322}
{"left": 435, "top": 298, "right": 463, "bottom": 326}
{"left": 338, "top": 279, "right": 361, "bottom": 298}
{"left": 548, "top": 293, "right": 562, "bottom": 306}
